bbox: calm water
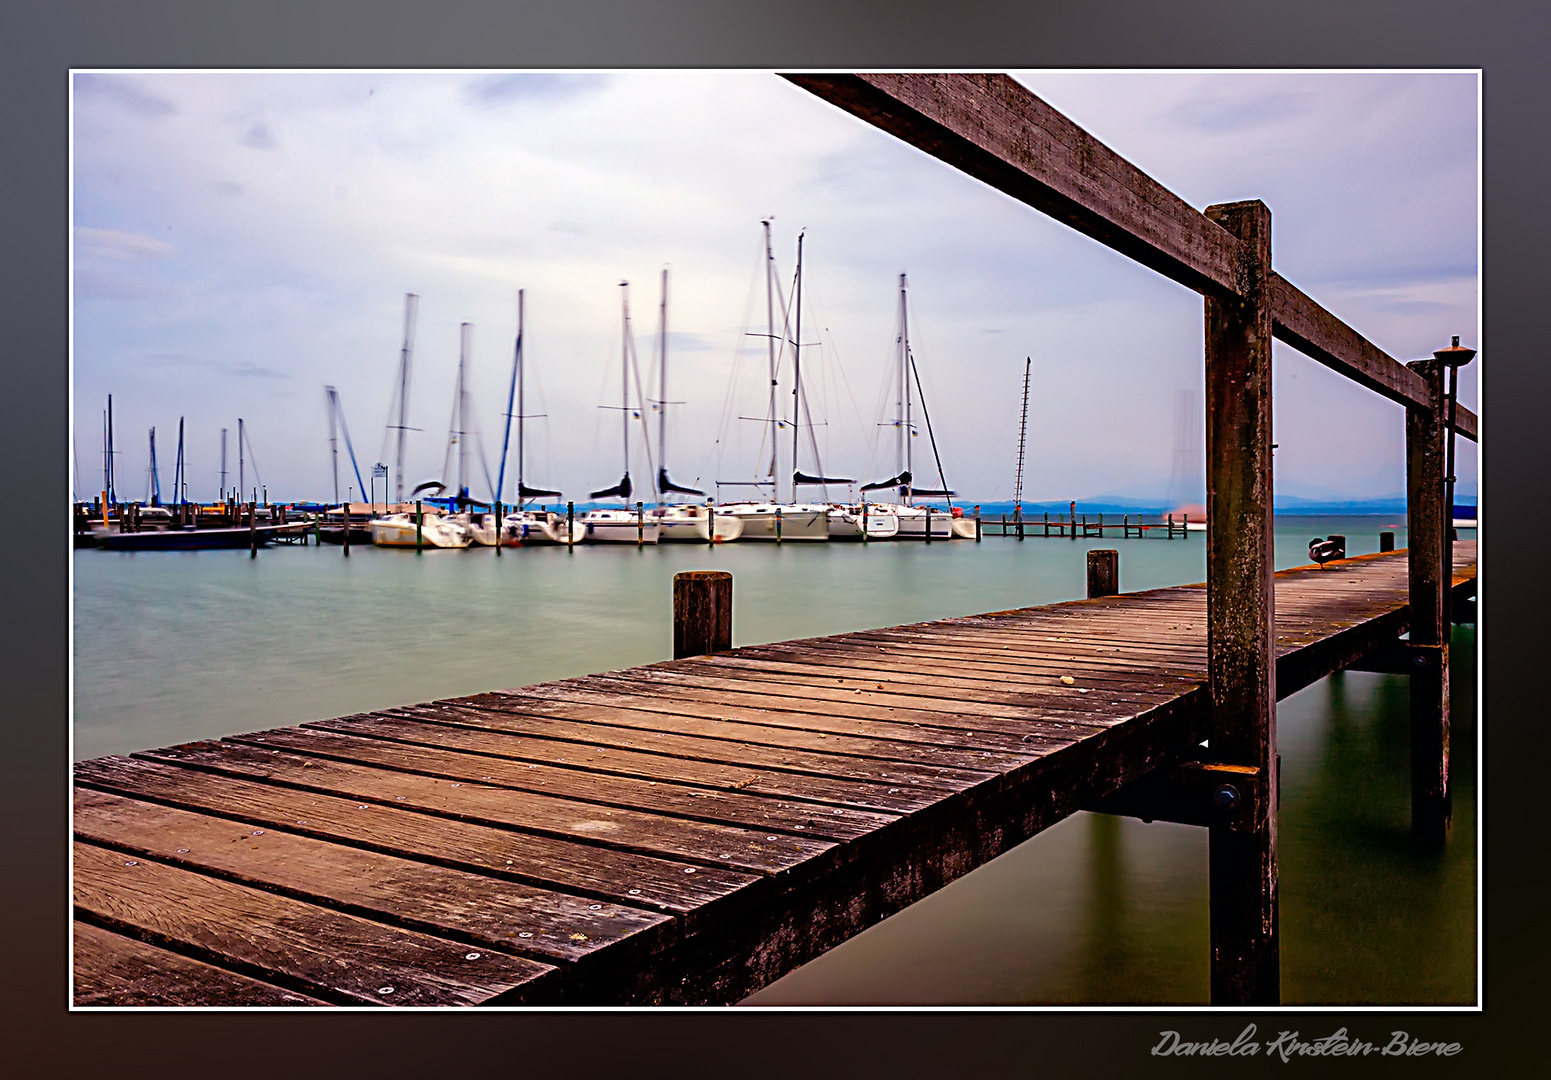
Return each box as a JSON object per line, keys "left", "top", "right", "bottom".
{"left": 72, "top": 515, "right": 1475, "bottom": 1004}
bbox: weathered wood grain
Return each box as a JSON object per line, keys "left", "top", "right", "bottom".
{"left": 75, "top": 787, "right": 675, "bottom": 996}
{"left": 73, "top": 840, "right": 560, "bottom": 1005}
{"left": 74, "top": 921, "right": 330, "bottom": 1006}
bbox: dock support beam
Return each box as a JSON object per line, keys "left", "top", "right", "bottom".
{"left": 1203, "top": 199, "right": 1278, "bottom": 1005}
{"left": 1406, "top": 357, "right": 1450, "bottom": 846}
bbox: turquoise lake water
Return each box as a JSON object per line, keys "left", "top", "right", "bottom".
{"left": 72, "top": 515, "right": 1475, "bottom": 1004}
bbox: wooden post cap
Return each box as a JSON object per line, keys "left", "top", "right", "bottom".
{"left": 674, "top": 571, "right": 732, "bottom": 659}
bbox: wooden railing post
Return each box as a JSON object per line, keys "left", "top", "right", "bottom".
{"left": 673, "top": 571, "right": 732, "bottom": 659}
{"left": 1203, "top": 199, "right": 1278, "bottom": 1005}
{"left": 1406, "top": 356, "right": 1450, "bottom": 846}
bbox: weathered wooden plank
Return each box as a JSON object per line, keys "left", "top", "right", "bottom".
{"left": 74, "top": 921, "right": 329, "bottom": 1007}
{"left": 73, "top": 840, "right": 560, "bottom": 1006}
{"left": 75, "top": 756, "right": 763, "bottom": 925}
{"left": 438, "top": 688, "right": 1045, "bottom": 772}
{"left": 378, "top": 701, "right": 994, "bottom": 792}
{"left": 74, "top": 787, "right": 676, "bottom": 995}
{"left": 476, "top": 681, "right": 1087, "bottom": 757}
{"left": 264, "top": 717, "right": 917, "bottom": 830}
{"left": 135, "top": 740, "right": 840, "bottom": 878}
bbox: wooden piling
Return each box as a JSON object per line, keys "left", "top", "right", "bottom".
{"left": 249, "top": 503, "right": 257, "bottom": 558}
{"left": 494, "top": 502, "right": 502, "bottom": 557}
{"left": 1203, "top": 199, "right": 1278, "bottom": 1005}
{"left": 775, "top": 506, "right": 783, "bottom": 543}
{"left": 672, "top": 571, "right": 732, "bottom": 659}
{"left": 1380, "top": 531, "right": 1395, "bottom": 553}
{"left": 341, "top": 503, "right": 350, "bottom": 557}
{"left": 707, "top": 502, "right": 715, "bottom": 547}
{"left": 1406, "top": 356, "right": 1450, "bottom": 846}
{"left": 637, "top": 502, "right": 645, "bottom": 547}
{"left": 415, "top": 500, "right": 423, "bottom": 554}
{"left": 567, "top": 501, "right": 575, "bottom": 550}
{"left": 924, "top": 507, "right": 932, "bottom": 544}
{"left": 974, "top": 506, "right": 982, "bottom": 543}
{"left": 1086, "top": 549, "right": 1119, "bottom": 598}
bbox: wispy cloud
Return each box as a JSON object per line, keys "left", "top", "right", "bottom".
{"left": 75, "top": 74, "right": 177, "bottom": 118}
{"left": 464, "top": 74, "right": 610, "bottom": 107}
{"left": 1167, "top": 89, "right": 1315, "bottom": 134}
{"left": 75, "top": 227, "right": 173, "bottom": 260}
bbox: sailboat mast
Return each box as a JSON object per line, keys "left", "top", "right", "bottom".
{"left": 238, "top": 418, "right": 246, "bottom": 501}
{"left": 175, "top": 417, "right": 185, "bottom": 505}
{"left": 897, "top": 275, "right": 913, "bottom": 503}
{"left": 658, "top": 268, "right": 669, "bottom": 501}
{"left": 1013, "top": 357, "right": 1031, "bottom": 524}
{"left": 148, "top": 427, "right": 161, "bottom": 505}
{"left": 621, "top": 282, "right": 631, "bottom": 487}
{"left": 327, "top": 387, "right": 341, "bottom": 503}
{"left": 393, "top": 293, "right": 418, "bottom": 505}
{"left": 762, "top": 220, "right": 778, "bottom": 500}
{"left": 791, "top": 232, "right": 806, "bottom": 503}
{"left": 458, "top": 322, "right": 471, "bottom": 502}
{"left": 516, "top": 290, "right": 525, "bottom": 508}
{"left": 220, "top": 427, "right": 227, "bottom": 498}
{"left": 106, "top": 395, "right": 116, "bottom": 504}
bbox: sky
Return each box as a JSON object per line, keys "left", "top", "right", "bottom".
{"left": 71, "top": 70, "right": 1479, "bottom": 507}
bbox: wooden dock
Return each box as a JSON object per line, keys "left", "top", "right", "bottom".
{"left": 72, "top": 542, "right": 1475, "bottom": 1006}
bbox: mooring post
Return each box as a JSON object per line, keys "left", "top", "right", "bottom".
{"left": 1043, "top": 510, "right": 1049, "bottom": 537}
{"left": 862, "top": 498, "right": 869, "bottom": 543}
{"left": 775, "top": 506, "right": 783, "bottom": 543}
{"left": 673, "top": 570, "right": 732, "bottom": 659}
{"left": 974, "top": 505, "right": 982, "bottom": 543}
{"left": 249, "top": 502, "right": 257, "bottom": 558}
{"left": 1087, "top": 549, "right": 1119, "bottom": 598}
{"left": 1380, "top": 531, "right": 1395, "bottom": 553}
{"left": 637, "top": 501, "right": 645, "bottom": 547}
{"left": 1406, "top": 355, "right": 1451, "bottom": 846}
{"left": 925, "top": 506, "right": 932, "bottom": 544}
{"left": 1069, "top": 501, "right": 1076, "bottom": 539}
{"left": 494, "top": 501, "right": 502, "bottom": 557}
{"left": 1204, "top": 199, "right": 1278, "bottom": 1005}
{"left": 342, "top": 501, "right": 350, "bottom": 557}
{"left": 567, "top": 501, "right": 575, "bottom": 550}
{"left": 415, "top": 500, "right": 423, "bottom": 554}
{"left": 707, "top": 501, "right": 716, "bottom": 547}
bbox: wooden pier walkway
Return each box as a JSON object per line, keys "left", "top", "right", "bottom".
{"left": 72, "top": 542, "right": 1475, "bottom": 1006}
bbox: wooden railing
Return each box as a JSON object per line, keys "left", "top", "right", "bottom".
{"left": 787, "top": 72, "right": 1474, "bottom": 1005}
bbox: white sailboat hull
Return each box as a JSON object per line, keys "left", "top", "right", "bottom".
{"left": 369, "top": 514, "right": 471, "bottom": 548}
{"left": 652, "top": 507, "right": 745, "bottom": 543}
{"left": 722, "top": 504, "right": 830, "bottom": 541}
{"left": 827, "top": 508, "right": 900, "bottom": 540}
{"left": 579, "top": 510, "right": 660, "bottom": 544}
{"left": 500, "top": 511, "right": 569, "bottom": 546}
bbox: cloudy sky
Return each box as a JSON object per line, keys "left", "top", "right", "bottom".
{"left": 71, "top": 70, "right": 1478, "bottom": 507}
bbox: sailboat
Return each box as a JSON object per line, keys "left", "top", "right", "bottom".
{"left": 496, "top": 289, "right": 569, "bottom": 545}
{"left": 721, "top": 224, "right": 831, "bottom": 542}
{"left": 860, "top": 274, "right": 974, "bottom": 540}
{"left": 580, "top": 281, "right": 660, "bottom": 543}
{"left": 644, "top": 269, "right": 743, "bottom": 543}
{"left": 369, "top": 480, "right": 472, "bottom": 548}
